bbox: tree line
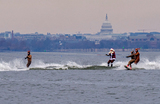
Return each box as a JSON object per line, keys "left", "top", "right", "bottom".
{"left": 0, "top": 38, "right": 160, "bottom": 52}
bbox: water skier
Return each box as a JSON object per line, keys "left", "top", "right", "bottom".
{"left": 125, "top": 48, "right": 140, "bottom": 70}
{"left": 134, "top": 48, "right": 140, "bottom": 64}
{"left": 25, "top": 51, "right": 32, "bottom": 68}
{"left": 126, "top": 50, "right": 136, "bottom": 70}
{"left": 106, "top": 48, "right": 116, "bottom": 67}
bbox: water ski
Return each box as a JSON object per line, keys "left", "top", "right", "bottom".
{"left": 124, "top": 65, "right": 131, "bottom": 70}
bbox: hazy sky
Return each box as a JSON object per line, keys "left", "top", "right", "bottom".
{"left": 0, "top": 0, "right": 160, "bottom": 34}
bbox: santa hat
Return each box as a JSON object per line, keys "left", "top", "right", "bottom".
{"left": 110, "top": 48, "right": 115, "bottom": 51}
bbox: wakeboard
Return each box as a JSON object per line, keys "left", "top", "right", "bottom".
{"left": 124, "top": 65, "right": 131, "bottom": 70}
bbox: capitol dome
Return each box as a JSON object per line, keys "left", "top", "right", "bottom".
{"left": 100, "top": 14, "right": 113, "bottom": 35}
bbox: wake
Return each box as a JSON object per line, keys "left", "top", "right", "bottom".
{"left": 0, "top": 58, "right": 159, "bottom": 71}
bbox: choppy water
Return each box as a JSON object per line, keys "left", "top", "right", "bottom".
{"left": 0, "top": 52, "right": 160, "bottom": 104}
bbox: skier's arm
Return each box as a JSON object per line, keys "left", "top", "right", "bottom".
{"left": 106, "top": 53, "right": 111, "bottom": 56}
{"left": 126, "top": 54, "right": 134, "bottom": 58}
{"left": 25, "top": 56, "right": 28, "bottom": 59}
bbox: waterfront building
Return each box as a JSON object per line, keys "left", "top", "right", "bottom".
{"left": 4, "top": 31, "right": 12, "bottom": 39}
{"left": 128, "top": 32, "right": 160, "bottom": 48}
{"left": 128, "top": 32, "right": 160, "bottom": 42}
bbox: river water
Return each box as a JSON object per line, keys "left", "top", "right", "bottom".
{"left": 0, "top": 52, "right": 160, "bottom": 104}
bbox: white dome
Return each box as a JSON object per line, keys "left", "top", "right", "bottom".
{"left": 100, "top": 14, "right": 113, "bottom": 34}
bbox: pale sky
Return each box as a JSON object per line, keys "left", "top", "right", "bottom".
{"left": 0, "top": 0, "right": 160, "bottom": 34}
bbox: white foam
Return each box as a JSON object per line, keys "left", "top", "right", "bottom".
{"left": 0, "top": 57, "right": 160, "bottom": 71}
{"left": 113, "top": 57, "right": 160, "bottom": 70}
{"left": 0, "top": 58, "right": 28, "bottom": 71}
{"left": 136, "top": 58, "right": 160, "bottom": 70}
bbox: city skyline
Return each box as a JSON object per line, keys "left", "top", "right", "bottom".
{"left": 0, "top": 0, "right": 160, "bottom": 34}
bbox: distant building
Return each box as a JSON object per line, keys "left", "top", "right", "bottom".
{"left": 128, "top": 32, "right": 160, "bottom": 42}
{"left": 14, "top": 33, "right": 46, "bottom": 40}
{"left": 85, "top": 14, "right": 128, "bottom": 41}
{"left": 100, "top": 14, "right": 113, "bottom": 35}
{"left": 4, "top": 31, "right": 12, "bottom": 39}
{"left": 128, "top": 32, "right": 160, "bottom": 48}
{"left": 0, "top": 33, "right": 4, "bottom": 39}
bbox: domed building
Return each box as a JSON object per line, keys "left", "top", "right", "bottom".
{"left": 85, "top": 14, "right": 128, "bottom": 41}
{"left": 100, "top": 14, "right": 113, "bottom": 35}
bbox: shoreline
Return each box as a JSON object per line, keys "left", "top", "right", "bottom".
{"left": 0, "top": 48, "right": 160, "bottom": 52}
